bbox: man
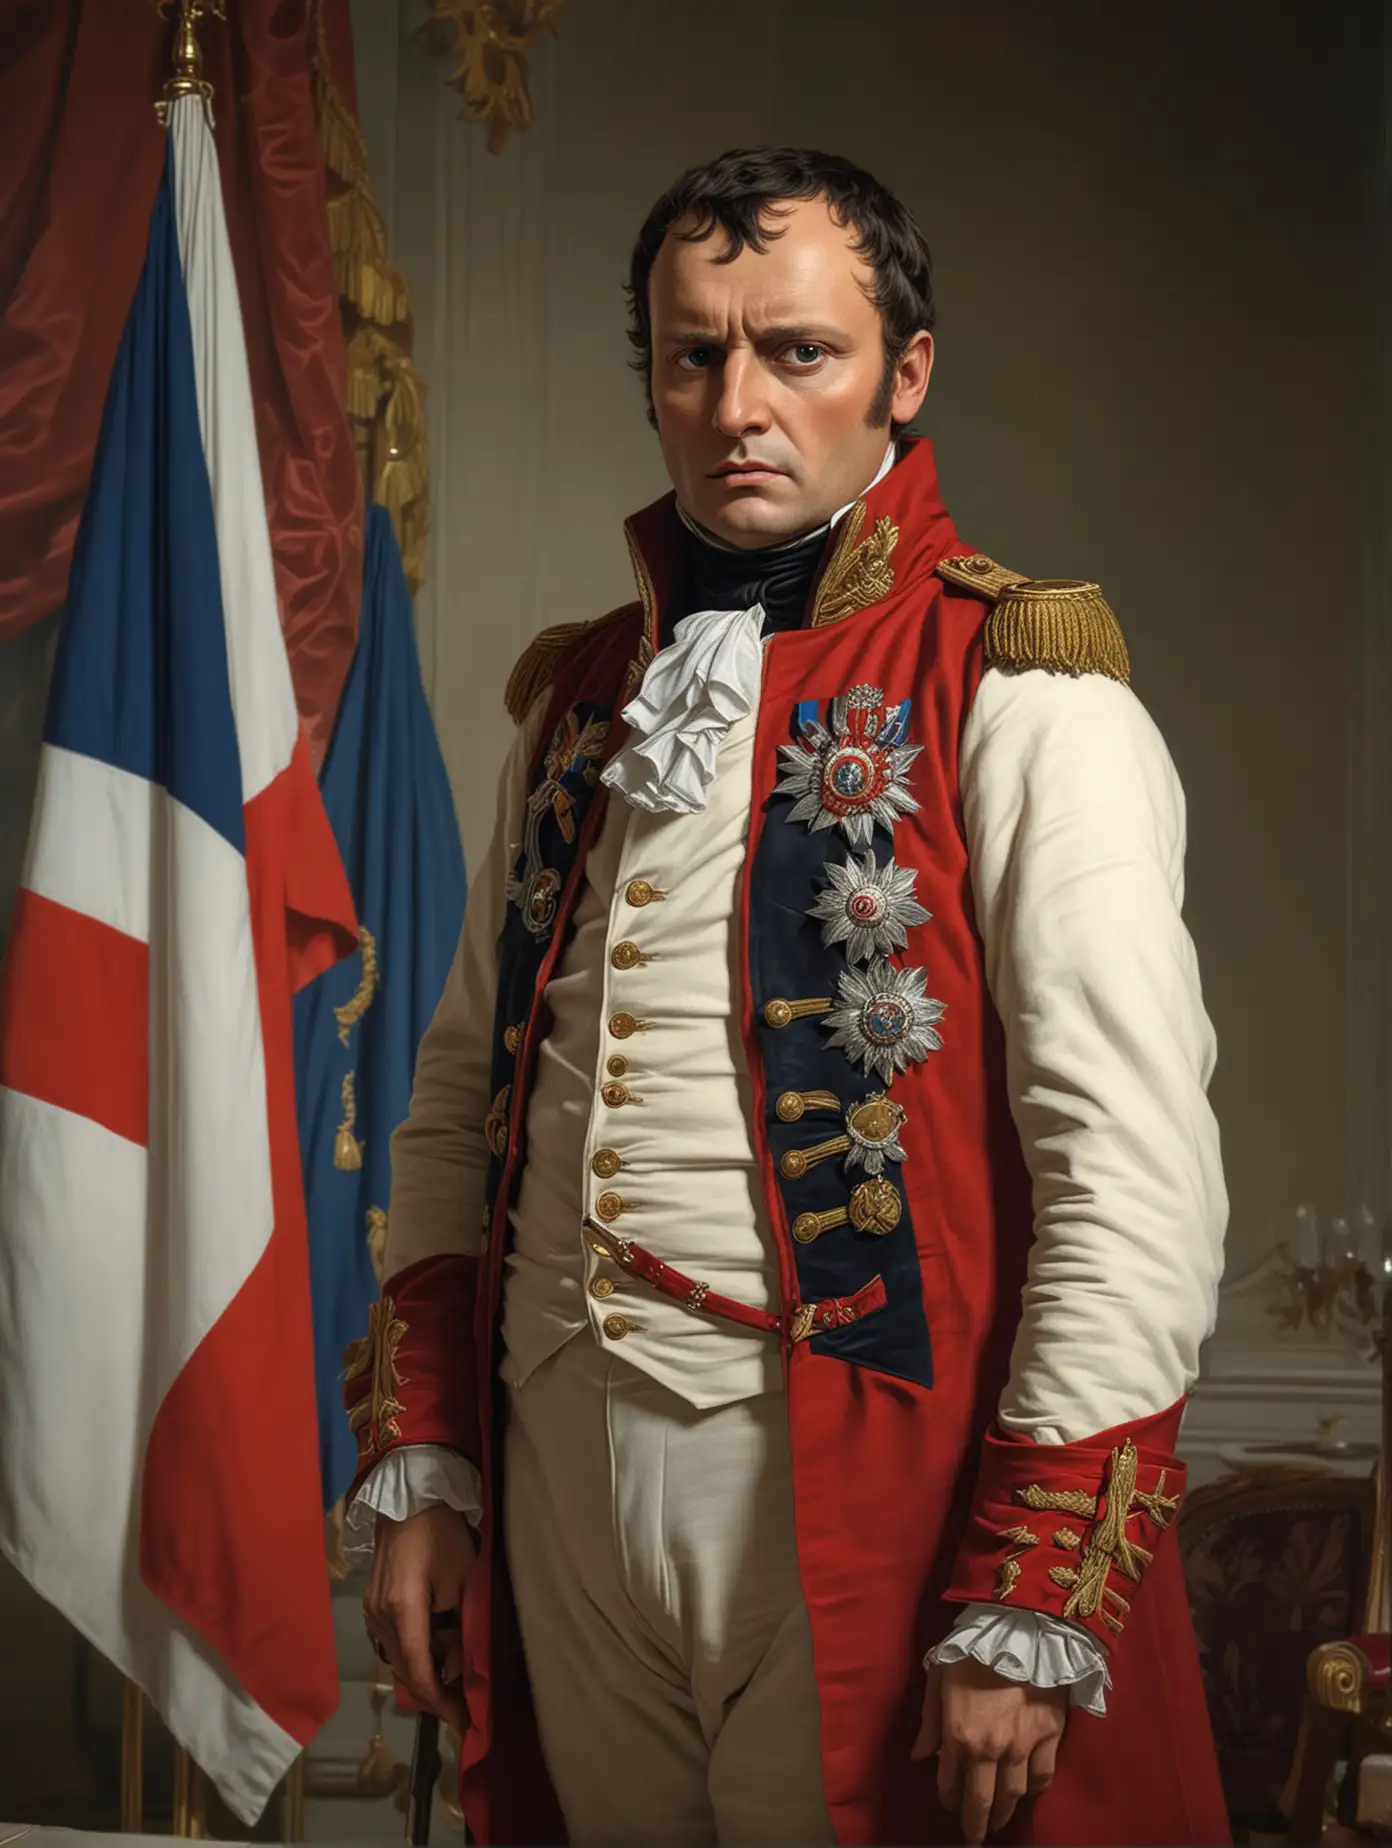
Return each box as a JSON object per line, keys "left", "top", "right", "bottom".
{"left": 345, "top": 148, "right": 1229, "bottom": 1847}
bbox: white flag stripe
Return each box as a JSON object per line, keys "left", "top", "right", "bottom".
{"left": 145, "top": 790, "right": 273, "bottom": 1386}
{"left": 170, "top": 98, "right": 299, "bottom": 806}
{"left": 22, "top": 746, "right": 155, "bottom": 945}
{"left": 0, "top": 1105, "right": 298, "bottom": 1819}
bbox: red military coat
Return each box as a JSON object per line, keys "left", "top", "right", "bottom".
{"left": 347, "top": 437, "right": 1229, "bottom": 1847}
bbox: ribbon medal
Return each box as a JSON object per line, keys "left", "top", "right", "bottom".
{"left": 775, "top": 683, "right": 920, "bottom": 848}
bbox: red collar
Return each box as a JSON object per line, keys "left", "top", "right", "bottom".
{"left": 622, "top": 436, "right": 964, "bottom": 665}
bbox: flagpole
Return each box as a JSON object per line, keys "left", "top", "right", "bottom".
{"left": 152, "top": 0, "right": 227, "bottom": 127}
{"left": 119, "top": 1682, "right": 144, "bottom": 1832}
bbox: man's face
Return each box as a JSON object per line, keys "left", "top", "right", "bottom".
{"left": 647, "top": 196, "right": 932, "bottom": 548}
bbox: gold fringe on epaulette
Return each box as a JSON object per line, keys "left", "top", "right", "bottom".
{"left": 505, "top": 621, "right": 597, "bottom": 725}
{"left": 309, "top": 0, "right": 431, "bottom": 591}
{"left": 985, "top": 580, "right": 1131, "bottom": 685}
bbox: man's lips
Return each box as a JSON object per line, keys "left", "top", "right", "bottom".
{"left": 710, "top": 462, "right": 786, "bottom": 482}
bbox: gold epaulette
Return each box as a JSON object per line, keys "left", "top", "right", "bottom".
{"left": 503, "top": 602, "right": 638, "bottom": 724}
{"left": 935, "top": 552, "right": 1130, "bottom": 686}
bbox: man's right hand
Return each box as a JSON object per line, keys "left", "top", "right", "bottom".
{"left": 363, "top": 1505, "right": 476, "bottom": 1735}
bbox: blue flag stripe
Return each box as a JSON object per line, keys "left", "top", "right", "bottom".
{"left": 44, "top": 152, "right": 245, "bottom": 857}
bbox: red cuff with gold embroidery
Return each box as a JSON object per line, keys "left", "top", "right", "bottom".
{"left": 944, "top": 1400, "right": 1188, "bottom": 1651}
{"left": 343, "top": 1253, "right": 481, "bottom": 1501}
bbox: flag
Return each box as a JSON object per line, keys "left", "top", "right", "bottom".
{"left": 295, "top": 503, "right": 466, "bottom": 1512}
{"left": 0, "top": 97, "right": 357, "bottom": 1823}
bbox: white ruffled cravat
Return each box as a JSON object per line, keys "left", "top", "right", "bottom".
{"left": 604, "top": 444, "right": 897, "bottom": 817}
{"left": 601, "top": 601, "right": 767, "bottom": 815}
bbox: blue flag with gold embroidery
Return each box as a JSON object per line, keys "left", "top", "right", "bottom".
{"left": 294, "top": 504, "right": 466, "bottom": 1509}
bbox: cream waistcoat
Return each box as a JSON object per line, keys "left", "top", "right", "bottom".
{"left": 500, "top": 709, "right": 781, "bottom": 1408}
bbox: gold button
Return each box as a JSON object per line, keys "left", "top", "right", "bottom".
{"left": 602, "top": 1313, "right": 631, "bottom": 1340}
{"left": 602, "top": 1081, "right": 631, "bottom": 1108}
{"left": 764, "top": 999, "right": 793, "bottom": 1029}
{"left": 592, "top": 1148, "right": 622, "bottom": 1179}
{"left": 625, "top": 879, "right": 660, "bottom": 907}
{"left": 792, "top": 1213, "right": 823, "bottom": 1244}
{"left": 611, "top": 940, "right": 644, "bottom": 970}
{"left": 590, "top": 1276, "right": 616, "bottom": 1300}
{"left": 776, "top": 1091, "right": 806, "bottom": 1122}
{"left": 967, "top": 553, "right": 994, "bottom": 573}
{"left": 607, "top": 1054, "right": 629, "bottom": 1078}
{"left": 503, "top": 1023, "right": 522, "bottom": 1054}
{"left": 595, "top": 1190, "right": 625, "bottom": 1221}
{"left": 780, "top": 1148, "right": 810, "bottom": 1179}
{"left": 609, "top": 1010, "right": 641, "bottom": 1039}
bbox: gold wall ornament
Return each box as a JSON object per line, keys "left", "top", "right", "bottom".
{"left": 308, "top": 0, "right": 431, "bottom": 589}
{"left": 427, "top": 1, "right": 567, "bottom": 155}
{"left": 335, "top": 926, "right": 380, "bottom": 1047}
{"left": 153, "top": 0, "right": 225, "bottom": 124}
{"left": 810, "top": 502, "right": 899, "bottom": 627}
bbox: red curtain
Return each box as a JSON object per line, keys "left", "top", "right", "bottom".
{"left": 0, "top": 0, "right": 362, "bottom": 766}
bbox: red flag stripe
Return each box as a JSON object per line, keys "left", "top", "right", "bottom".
{"left": 0, "top": 888, "right": 148, "bottom": 1147}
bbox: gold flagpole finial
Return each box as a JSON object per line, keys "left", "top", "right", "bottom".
{"left": 154, "top": 0, "right": 227, "bottom": 126}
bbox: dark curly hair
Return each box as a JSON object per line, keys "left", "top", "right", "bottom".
{"left": 625, "top": 146, "right": 936, "bottom": 430}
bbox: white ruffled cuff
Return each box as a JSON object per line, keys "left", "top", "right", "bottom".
{"left": 343, "top": 1444, "right": 484, "bottom": 1563}
{"left": 600, "top": 602, "right": 766, "bottom": 815}
{"left": 925, "top": 1604, "right": 1111, "bottom": 1716}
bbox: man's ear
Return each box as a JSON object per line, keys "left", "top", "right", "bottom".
{"left": 891, "top": 331, "right": 934, "bottom": 426}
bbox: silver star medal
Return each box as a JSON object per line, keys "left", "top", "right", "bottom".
{"left": 774, "top": 683, "right": 920, "bottom": 848}
{"left": 809, "top": 850, "right": 931, "bottom": 963}
{"left": 824, "top": 958, "right": 945, "bottom": 1083}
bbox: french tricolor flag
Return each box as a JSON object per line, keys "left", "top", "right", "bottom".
{"left": 0, "top": 98, "right": 356, "bottom": 1820}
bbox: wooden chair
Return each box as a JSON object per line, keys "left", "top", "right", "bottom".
{"left": 1178, "top": 1463, "right": 1378, "bottom": 1840}
{"left": 1282, "top": 1438, "right": 1390, "bottom": 1845}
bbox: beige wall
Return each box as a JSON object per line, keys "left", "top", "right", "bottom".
{"left": 355, "top": 0, "right": 1383, "bottom": 1274}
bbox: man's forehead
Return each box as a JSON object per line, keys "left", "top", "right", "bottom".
{"left": 652, "top": 200, "right": 875, "bottom": 327}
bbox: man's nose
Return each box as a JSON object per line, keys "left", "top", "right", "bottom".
{"left": 712, "top": 351, "right": 771, "bottom": 438}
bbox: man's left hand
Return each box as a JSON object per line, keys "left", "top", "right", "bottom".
{"left": 912, "top": 1658, "right": 1068, "bottom": 1843}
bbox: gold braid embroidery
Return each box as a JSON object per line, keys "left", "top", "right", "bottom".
{"left": 995, "top": 1524, "right": 1040, "bottom": 1601}
{"left": 344, "top": 1298, "right": 409, "bottom": 1453}
{"left": 366, "top": 1206, "right": 389, "bottom": 1283}
{"left": 810, "top": 503, "right": 899, "bottom": 627}
{"left": 1021, "top": 1442, "right": 1181, "bottom": 1635}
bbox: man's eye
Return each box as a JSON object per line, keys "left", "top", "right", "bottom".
{"left": 678, "top": 347, "right": 717, "bottom": 370}
{"left": 785, "top": 343, "right": 825, "bottom": 367}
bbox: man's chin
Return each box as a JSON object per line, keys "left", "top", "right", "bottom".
{"left": 695, "top": 491, "right": 822, "bottom": 551}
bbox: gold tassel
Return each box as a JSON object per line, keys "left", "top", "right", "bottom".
{"left": 984, "top": 580, "right": 1131, "bottom": 685}
{"left": 334, "top": 1072, "right": 364, "bottom": 1170}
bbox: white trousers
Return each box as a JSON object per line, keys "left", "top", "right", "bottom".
{"left": 504, "top": 1335, "right": 836, "bottom": 1848}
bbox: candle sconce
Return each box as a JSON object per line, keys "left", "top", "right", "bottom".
{"left": 1267, "top": 1205, "right": 1388, "bottom": 1363}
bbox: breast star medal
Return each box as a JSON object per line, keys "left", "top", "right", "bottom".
{"left": 809, "top": 850, "right": 931, "bottom": 963}
{"left": 824, "top": 958, "right": 945, "bottom": 1082}
{"left": 775, "top": 684, "right": 920, "bottom": 847}
{"left": 844, "top": 1093, "right": 908, "bottom": 1176}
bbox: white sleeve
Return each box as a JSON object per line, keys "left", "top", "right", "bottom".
{"left": 343, "top": 1445, "right": 484, "bottom": 1563}
{"left": 382, "top": 698, "right": 546, "bottom": 1276}
{"left": 960, "top": 666, "right": 1227, "bottom": 1445}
